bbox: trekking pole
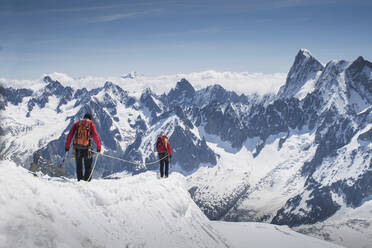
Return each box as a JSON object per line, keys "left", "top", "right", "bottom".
{"left": 59, "top": 151, "right": 68, "bottom": 168}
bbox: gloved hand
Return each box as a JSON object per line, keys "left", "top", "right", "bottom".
{"left": 65, "top": 148, "right": 69, "bottom": 152}
{"left": 97, "top": 149, "right": 101, "bottom": 153}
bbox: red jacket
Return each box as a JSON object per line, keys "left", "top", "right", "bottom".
{"left": 156, "top": 136, "right": 172, "bottom": 156}
{"left": 65, "top": 119, "right": 101, "bottom": 150}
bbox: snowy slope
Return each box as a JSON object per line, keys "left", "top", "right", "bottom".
{"left": 294, "top": 200, "right": 372, "bottom": 248}
{"left": 187, "top": 130, "right": 317, "bottom": 222}
{"left": 213, "top": 221, "right": 342, "bottom": 248}
{"left": 0, "top": 161, "right": 228, "bottom": 248}
{"left": 0, "top": 161, "right": 342, "bottom": 248}
{"left": 0, "top": 90, "right": 78, "bottom": 164}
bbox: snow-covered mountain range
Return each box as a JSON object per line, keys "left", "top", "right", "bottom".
{"left": 1, "top": 49, "right": 371, "bottom": 248}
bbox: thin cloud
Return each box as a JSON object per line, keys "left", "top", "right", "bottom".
{"left": 149, "top": 0, "right": 347, "bottom": 15}
{"left": 85, "top": 9, "right": 163, "bottom": 24}
{"left": 0, "top": 1, "right": 170, "bottom": 16}
{"left": 261, "top": 0, "right": 341, "bottom": 9}
{"left": 161, "top": 27, "right": 222, "bottom": 38}
{"left": 0, "top": 0, "right": 345, "bottom": 17}
{"left": 85, "top": 12, "right": 139, "bottom": 23}
{"left": 0, "top": 3, "right": 134, "bottom": 16}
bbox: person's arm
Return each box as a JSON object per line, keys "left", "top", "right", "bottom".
{"left": 167, "top": 140, "right": 172, "bottom": 157}
{"left": 91, "top": 122, "right": 101, "bottom": 151}
{"left": 65, "top": 122, "right": 77, "bottom": 151}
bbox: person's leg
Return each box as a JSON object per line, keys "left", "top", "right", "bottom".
{"left": 83, "top": 150, "right": 93, "bottom": 181}
{"left": 75, "top": 149, "right": 83, "bottom": 181}
{"left": 159, "top": 154, "right": 165, "bottom": 178}
{"left": 164, "top": 157, "right": 169, "bottom": 178}
{"left": 83, "top": 159, "right": 93, "bottom": 181}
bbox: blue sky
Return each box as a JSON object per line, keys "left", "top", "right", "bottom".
{"left": 1, "top": 0, "right": 371, "bottom": 79}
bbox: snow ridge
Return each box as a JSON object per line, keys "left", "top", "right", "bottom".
{"left": 0, "top": 161, "right": 342, "bottom": 248}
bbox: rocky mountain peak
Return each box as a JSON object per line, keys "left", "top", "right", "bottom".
{"left": 140, "top": 88, "right": 161, "bottom": 115}
{"left": 167, "top": 79, "right": 196, "bottom": 106}
{"left": 104, "top": 81, "right": 115, "bottom": 89}
{"left": 277, "top": 49, "right": 324, "bottom": 99}
{"left": 121, "top": 71, "right": 140, "bottom": 79}
{"left": 43, "top": 75, "right": 54, "bottom": 84}
{"left": 346, "top": 56, "right": 372, "bottom": 104}
{"left": 175, "top": 78, "right": 195, "bottom": 94}
{"left": 294, "top": 49, "right": 320, "bottom": 65}
{"left": 142, "top": 88, "right": 153, "bottom": 97}
{"left": 299, "top": 48, "right": 312, "bottom": 58}
{"left": 347, "top": 56, "right": 372, "bottom": 78}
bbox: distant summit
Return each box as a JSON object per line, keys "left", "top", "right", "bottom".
{"left": 42, "top": 72, "right": 73, "bottom": 84}
{"left": 299, "top": 48, "right": 312, "bottom": 58}
{"left": 121, "top": 71, "right": 141, "bottom": 79}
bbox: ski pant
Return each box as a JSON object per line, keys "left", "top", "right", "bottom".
{"left": 75, "top": 149, "right": 92, "bottom": 181}
{"left": 159, "top": 153, "right": 169, "bottom": 178}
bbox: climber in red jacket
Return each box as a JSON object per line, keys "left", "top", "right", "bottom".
{"left": 156, "top": 135, "right": 172, "bottom": 178}
{"left": 65, "top": 113, "right": 101, "bottom": 181}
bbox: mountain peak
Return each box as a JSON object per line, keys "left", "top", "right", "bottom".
{"left": 104, "top": 81, "right": 115, "bottom": 89}
{"left": 277, "top": 49, "right": 324, "bottom": 99}
{"left": 346, "top": 56, "right": 372, "bottom": 104}
{"left": 43, "top": 77, "right": 64, "bottom": 93}
{"left": 348, "top": 56, "right": 372, "bottom": 73}
{"left": 140, "top": 88, "right": 155, "bottom": 101}
{"left": 166, "top": 79, "right": 196, "bottom": 106}
{"left": 175, "top": 78, "right": 195, "bottom": 93}
{"left": 143, "top": 87, "right": 153, "bottom": 95}
{"left": 299, "top": 48, "right": 312, "bottom": 58}
{"left": 355, "top": 56, "right": 365, "bottom": 63}
{"left": 42, "top": 72, "right": 73, "bottom": 84}
{"left": 121, "top": 71, "right": 141, "bottom": 79}
{"left": 43, "top": 75, "right": 53, "bottom": 84}
{"left": 294, "top": 49, "right": 317, "bottom": 64}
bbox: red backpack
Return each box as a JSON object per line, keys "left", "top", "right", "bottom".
{"left": 156, "top": 136, "right": 168, "bottom": 154}
{"left": 73, "top": 119, "right": 92, "bottom": 148}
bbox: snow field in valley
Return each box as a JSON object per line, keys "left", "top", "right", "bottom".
{"left": 0, "top": 95, "right": 77, "bottom": 162}
{"left": 294, "top": 200, "right": 372, "bottom": 248}
{"left": 312, "top": 123, "right": 372, "bottom": 187}
{"left": 0, "top": 161, "right": 343, "bottom": 248}
{"left": 187, "top": 129, "right": 317, "bottom": 221}
{"left": 214, "top": 221, "right": 342, "bottom": 248}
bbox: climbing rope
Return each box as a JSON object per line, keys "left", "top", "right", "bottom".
{"left": 86, "top": 150, "right": 169, "bottom": 181}
{"left": 87, "top": 152, "right": 100, "bottom": 182}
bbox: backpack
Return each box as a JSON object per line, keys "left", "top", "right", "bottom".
{"left": 156, "top": 136, "right": 168, "bottom": 154}
{"left": 73, "top": 119, "right": 92, "bottom": 148}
